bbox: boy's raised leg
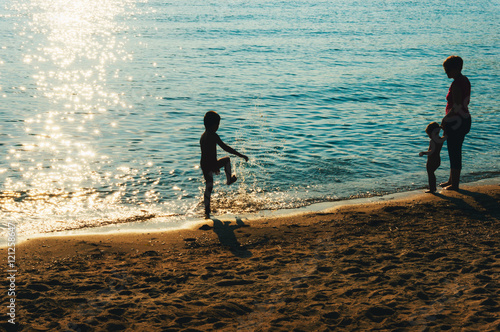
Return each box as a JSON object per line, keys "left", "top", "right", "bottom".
{"left": 221, "top": 156, "right": 237, "bottom": 185}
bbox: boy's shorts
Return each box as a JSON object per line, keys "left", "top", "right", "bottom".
{"left": 201, "top": 158, "right": 228, "bottom": 183}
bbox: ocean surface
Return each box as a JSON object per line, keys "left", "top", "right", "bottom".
{"left": 1, "top": 0, "right": 499, "bottom": 238}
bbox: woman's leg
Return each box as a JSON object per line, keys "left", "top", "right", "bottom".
{"left": 446, "top": 134, "right": 465, "bottom": 190}
{"left": 442, "top": 116, "right": 470, "bottom": 189}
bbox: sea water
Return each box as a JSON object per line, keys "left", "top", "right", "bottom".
{"left": 0, "top": 0, "right": 499, "bottom": 238}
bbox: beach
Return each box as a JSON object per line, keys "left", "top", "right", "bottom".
{"left": 2, "top": 1, "right": 499, "bottom": 331}
{"left": 5, "top": 184, "right": 499, "bottom": 331}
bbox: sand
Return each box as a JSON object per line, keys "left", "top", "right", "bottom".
{"left": 3, "top": 184, "right": 499, "bottom": 331}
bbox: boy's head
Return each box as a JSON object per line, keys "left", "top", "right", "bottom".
{"left": 204, "top": 111, "right": 220, "bottom": 131}
{"left": 425, "top": 122, "right": 440, "bottom": 138}
{"left": 443, "top": 55, "right": 463, "bottom": 75}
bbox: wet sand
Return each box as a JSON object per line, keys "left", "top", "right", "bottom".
{"left": 4, "top": 184, "right": 500, "bottom": 331}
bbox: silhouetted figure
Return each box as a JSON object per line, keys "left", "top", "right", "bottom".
{"left": 200, "top": 111, "right": 248, "bottom": 218}
{"left": 419, "top": 122, "right": 446, "bottom": 193}
{"left": 440, "top": 56, "right": 471, "bottom": 190}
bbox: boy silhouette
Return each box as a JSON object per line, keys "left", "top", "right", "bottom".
{"left": 200, "top": 111, "right": 248, "bottom": 218}
{"left": 419, "top": 122, "right": 446, "bottom": 193}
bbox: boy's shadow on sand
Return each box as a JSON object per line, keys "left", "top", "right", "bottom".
{"left": 209, "top": 217, "right": 253, "bottom": 258}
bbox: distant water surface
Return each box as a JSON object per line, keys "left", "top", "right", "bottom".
{"left": 0, "top": 0, "right": 499, "bottom": 237}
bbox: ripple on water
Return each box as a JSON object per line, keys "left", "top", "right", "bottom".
{"left": 0, "top": 0, "right": 498, "bottom": 236}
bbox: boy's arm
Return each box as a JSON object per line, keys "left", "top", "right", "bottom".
{"left": 216, "top": 135, "right": 249, "bottom": 161}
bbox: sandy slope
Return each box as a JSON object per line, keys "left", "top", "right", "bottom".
{"left": 4, "top": 185, "right": 499, "bottom": 331}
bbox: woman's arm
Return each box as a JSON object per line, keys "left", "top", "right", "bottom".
{"left": 449, "top": 79, "right": 464, "bottom": 115}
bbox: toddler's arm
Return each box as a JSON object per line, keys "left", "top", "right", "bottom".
{"left": 419, "top": 140, "right": 436, "bottom": 157}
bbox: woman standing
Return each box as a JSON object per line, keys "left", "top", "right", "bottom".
{"left": 440, "top": 55, "right": 472, "bottom": 190}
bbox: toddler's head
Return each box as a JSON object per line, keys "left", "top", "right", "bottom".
{"left": 425, "top": 122, "right": 440, "bottom": 138}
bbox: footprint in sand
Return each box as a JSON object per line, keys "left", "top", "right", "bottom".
{"left": 365, "top": 306, "right": 395, "bottom": 323}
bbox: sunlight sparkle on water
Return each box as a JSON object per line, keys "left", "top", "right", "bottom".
{"left": 0, "top": 0, "right": 145, "bottom": 236}
{"left": 1, "top": 0, "right": 498, "bottom": 239}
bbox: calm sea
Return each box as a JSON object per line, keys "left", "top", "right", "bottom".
{"left": 1, "top": 0, "right": 499, "bottom": 238}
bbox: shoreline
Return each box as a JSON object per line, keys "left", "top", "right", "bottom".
{"left": 7, "top": 182, "right": 499, "bottom": 331}
{"left": 5, "top": 176, "right": 499, "bottom": 248}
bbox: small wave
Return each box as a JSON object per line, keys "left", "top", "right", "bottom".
{"left": 45, "top": 212, "right": 160, "bottom": 233}
{"left": 42, "top": 212, "right": 184, "bottom": 234}
{"left": 160, "top": 96, "right": 192, "bottom": 100}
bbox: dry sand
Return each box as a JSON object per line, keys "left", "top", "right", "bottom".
{"left": 3, "top": 184, "right": 499, "bottom": 331}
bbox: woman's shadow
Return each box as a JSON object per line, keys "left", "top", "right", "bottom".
{"left": 210, "top": 217, "right": 252, "bottom": 258}
{"left": 433, "top": 188, "right": 499, "bottom": 221}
